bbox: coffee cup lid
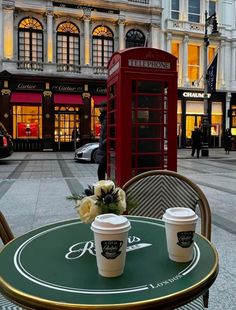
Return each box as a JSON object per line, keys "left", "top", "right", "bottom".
{"left": 91, "top": 214, "right": 131, "bottom": 234}
{"left": 162, "top": 207, "right": 198, "bottom": 224}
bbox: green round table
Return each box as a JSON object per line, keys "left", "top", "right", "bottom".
{"left": 0, "top": 216, "right": 219, "bottom": 309}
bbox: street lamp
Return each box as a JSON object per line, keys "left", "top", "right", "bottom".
{"left": 201, "top": 11, "right": 219, "bottom": 157}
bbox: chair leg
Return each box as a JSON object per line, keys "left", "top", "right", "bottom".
{"left": 203, "top": 290, "right": 209, "bottom": 308}
{"left": 0, "top": 212, "right": 14, "bottom": 244}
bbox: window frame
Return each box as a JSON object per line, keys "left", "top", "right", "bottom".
{"left": 92, "top": 25, "right": 114, "bottom": 67}
{"left": 18, "top": 17, "right": 44, "bottom": 63}
{"left": 125, "top": 29, "right": 146, "bottom": 48}
{"left": 56, "top": 22, "right": 80, "bottom": 65}
{"left": 188, "top": 0, "right": 200, "bottom": 23}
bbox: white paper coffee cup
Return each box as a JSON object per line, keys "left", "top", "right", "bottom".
{"left": 91, "top": 214, "right": 131, "bottom": 277}
{"left": 162, "top": 208, "right": 198, "bottom": 262}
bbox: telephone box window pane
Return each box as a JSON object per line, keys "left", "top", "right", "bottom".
{"left": 137, "top": 81, "right": 163, "bottom": 93}
{"left": 137, "top": 140, "right": 162, "bottom": 153}
{"left": 134, "top": 125, "right": 162, "bottom": 138}
{"left": 137, "top": 154, "right": 162, "bottom": 169}
{"left": 109, "top": 127, "right": 116, "bottom": 138}
{"left": 137, "top": 95, "right": 163, "bottom": 109}
{"left": 110, "top": 98, "right": 116, "bottom": 111}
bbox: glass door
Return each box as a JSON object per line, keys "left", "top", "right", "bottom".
{"left": 54, "top": 107, "right": 79, "bottom": 151}
{"left": 186, "top": 115, "right": 202, "bottom": 147}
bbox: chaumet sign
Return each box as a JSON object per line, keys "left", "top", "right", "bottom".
{"left": 183, "top": 92, "right": 211, "bottom": 98}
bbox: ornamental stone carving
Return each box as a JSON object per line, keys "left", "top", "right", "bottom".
{"left": 3, "top": 0, "right": 15, "bottom": 9}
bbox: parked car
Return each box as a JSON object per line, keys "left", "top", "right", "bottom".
{"left": 0, "top": 122, "right": 13, "bottom": 159}
{"left": 74, "top": 142, "right": 99, "bottom": 162}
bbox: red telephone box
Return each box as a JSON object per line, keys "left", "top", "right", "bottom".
{"left": 106, "top": 47, "right": 177, "bottom": 186}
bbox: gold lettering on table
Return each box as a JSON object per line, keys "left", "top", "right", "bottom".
{"left": 65, "top": 235, "right": 151, "bottom": 259}
{"left": 148, "top": 274, "right": 183, "bottom": 289}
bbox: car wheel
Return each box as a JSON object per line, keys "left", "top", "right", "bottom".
{"left": 91, "top": 148, "right": 98, "bottom": 163}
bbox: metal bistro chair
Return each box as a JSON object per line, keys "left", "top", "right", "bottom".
{"left": 122, "top": 170, "right": 212, "bottom": 310}
{"left": 0, "top": 211, "right": 23, "bottom": 310}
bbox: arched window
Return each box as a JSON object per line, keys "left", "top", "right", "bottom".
{"left": 125, "top": 29, "right": 145, "bottom": 48}
{"left": 56, "top": 22, "right": 80, "bottom": 71}
{"left": 92, "top": 26, "right": 114, "bottom": 67}
{"left": 18, "top": 17, "right": 43, "bottom": 67}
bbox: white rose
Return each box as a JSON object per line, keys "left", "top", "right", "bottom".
{"left": 116, "top": 188, "right": 127, "bottom": 213}
{"left": 76, "top": 195, "right": 99, "bottom": 223}
{"left": 94, "top": 180, "right": 115, "bottom": 197}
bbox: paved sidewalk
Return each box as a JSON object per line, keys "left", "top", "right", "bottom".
{"left": 0, "top": 148, "right": 236, "bottom": 309}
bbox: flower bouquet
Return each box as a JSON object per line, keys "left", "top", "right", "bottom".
{"left": 68, "top": 180, "right": 131, "bottom": 224}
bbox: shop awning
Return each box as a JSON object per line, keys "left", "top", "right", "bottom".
{"left": 54, "top": 94, "right": 83, "bottom": 105}
{"left": 92, "top": 95, "right": 107, "bottom": 106}
{"left": 10, "top": 92, "right": 42, "bottom": 103}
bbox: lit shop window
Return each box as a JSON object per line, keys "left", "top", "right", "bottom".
{"left": 208, "top": 46, "right": 217, "bottom": 65}
{"left": 92, "top": 26, "right": 114, "bottom": 67}
{"left": 232, "top": 105, "right": 236, "bottom": 128}
{"left": 171, "top": 42, "right": 180, "bottom": 72}
{"left": 13, "top": 106, "right": 42, "bottom": 139}
{"left": 91, "top": 98, "right": 102, "bottom": 139}
{"left": 211, "top": 102, "right": 223, "bottom": 136}
{"left": 54, "top": 106, "right": 79, "bottom": 143}
{"left": 188, "top": 45, "right": 200, "bottom": 85}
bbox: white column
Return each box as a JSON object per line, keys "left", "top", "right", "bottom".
{"left": 166, "top": 32, "right": 172, "bottom": 53}
{"left": 150, "top": 23, "right": 160, "bottom": 48}
{"left": 46, "top": 10, "right": 53, "bottom": 63}
{"left": 231, "top": 42, "right": 236, "bottom": 88}
{"left": 83, "top": 9, "right": 91, "bottom": 65}
{"left": 182, "top": 35, "right": 189, "bottom": 86}
{"left": 118, "top": 17, "right": 125, "bottom": 50}
{"left": 3, "top": 5, "right": 14, "bottom": 59}
{"left": 219, "top": 40, "right": 226, "bottom": 88}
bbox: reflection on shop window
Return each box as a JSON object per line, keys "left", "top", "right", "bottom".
{"left": 91, "top": 98, "right": 102, "bottom": 139}
{"left": 13, "top": 106, "right": 42, "bottom": 139}
{"left": 211, "top": 124, "right": 220, "bottom": 135}
{"left": 232, "top": 105, "right": 236, "bottom": 128}
{"left": 54, "top": 106, "right": 79, "bottom": 143}
{"left": 212, "top": 101, "right": 223, "bottom": 136}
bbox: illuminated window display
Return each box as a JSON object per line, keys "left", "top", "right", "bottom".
{"left": 54, "top": 106, "right": 79, "bottom": 143}
{"left": 13, "top": 106, "right": 42, "bottom": 139}
{"left": 91, "top": 98, "right": 102, "bottom": 139}
{"left": 188, "top": 45, "right": 200, "bottom": 85}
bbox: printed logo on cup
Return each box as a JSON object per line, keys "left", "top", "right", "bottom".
{"left": 177, "top": 231, "right": 194, "bottom": 248}
{"left": 101, "top": 240, "right": 123, "bottom": 259}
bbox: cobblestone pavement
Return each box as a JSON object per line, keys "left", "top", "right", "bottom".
{"left": 0, "top": 148, "right": 235, "bottom": 309}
